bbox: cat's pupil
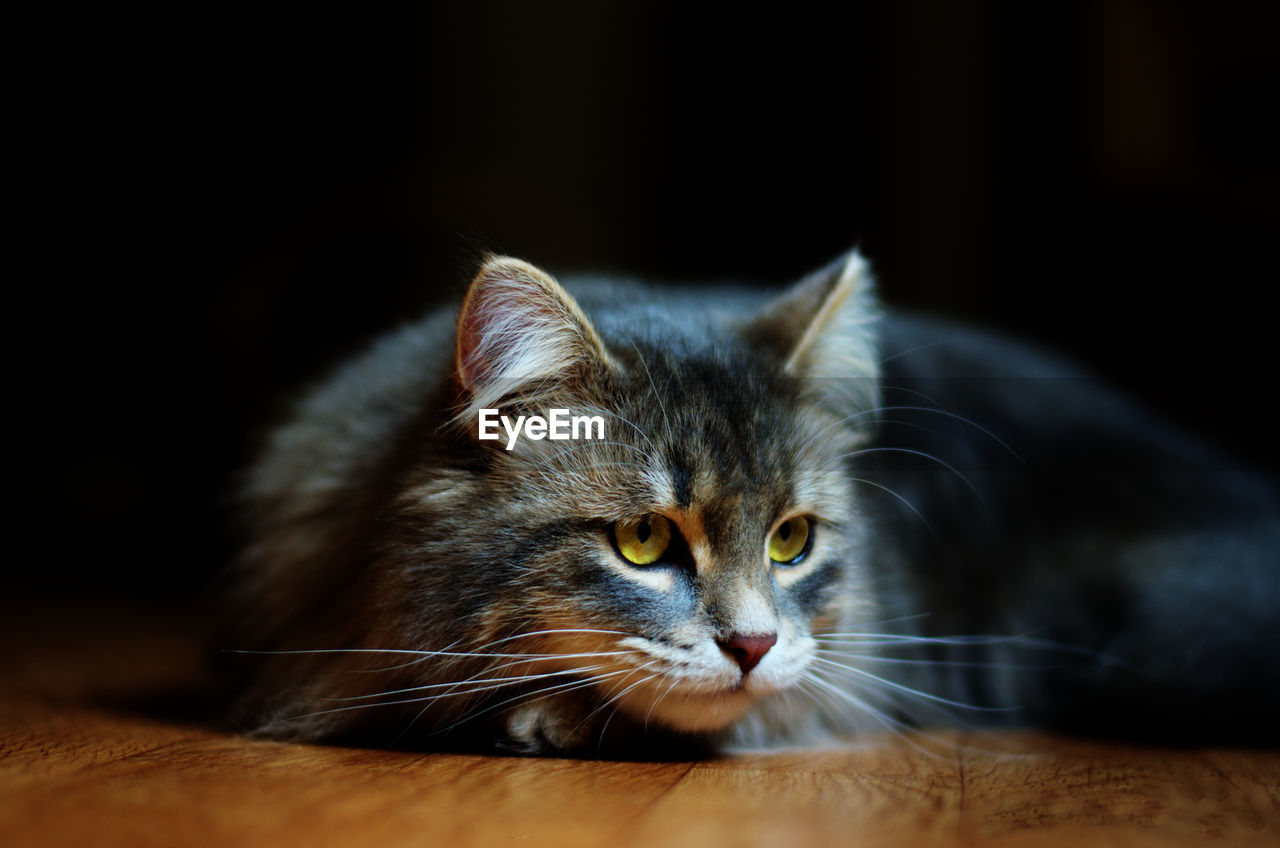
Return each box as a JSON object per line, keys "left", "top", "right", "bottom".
{"left": 779, "top": 522, "right": 792, "bottom": 542}
{"left": 637, "top": 521, "right": 651, "bottom": 544}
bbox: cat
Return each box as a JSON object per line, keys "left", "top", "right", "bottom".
{"left": 221, "top": 251, "right": 1280, "bottom": 755}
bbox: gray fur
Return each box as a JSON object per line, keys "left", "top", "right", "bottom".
{"left": 221, "top": 253, "right": 1280, "bottom": 754}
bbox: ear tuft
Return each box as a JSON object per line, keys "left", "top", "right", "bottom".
{"left": 455, "top": 255, "right": 610, "bottom": 417}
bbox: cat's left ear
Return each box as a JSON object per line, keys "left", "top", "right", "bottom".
{"left": 742, "top": 250, "right": 879, "bottom": 381}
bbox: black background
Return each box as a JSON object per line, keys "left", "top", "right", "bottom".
{"left": 18, "top": 2, "right": 1280, "bottom": 598}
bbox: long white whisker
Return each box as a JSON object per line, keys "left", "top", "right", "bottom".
{"left": 570, "top": 660, "right": 661, "bottom": 735}
{"left": 813, "top": 632, "right": 1107, "bottom": 660}
{"left": 631, "top": 342, "right": 671, "bottom": 436}
{"left": 643, "top": 675, "right": 683, "bottom": 735}
{"left": 828, "top": 446, "right": 989, "bottom": 509}
{"left": 876, "top": 340, "right": 951, "bottom": 367}
{"left": 816, "top": 632, "right": 1041, "bottom": 645}
{"left": 810, "top": 656, "right": 1019, "bottom": 712}
{"left": 296, "top": 664, "right": 621, "bottom": 720}
{"left": 801, "top": 670, "right": 920, "bottom": 738}
{"left": 438, "top": 667, "right": 640, "bottom": 735}
{"left": 393, "top": 666, "right": 639, "bottom": 746}
{"left": 847, "top": 475, "right": 934, "bottom": 533}
{"left": 349, "top": 636, "right": 469, "bottom": 672}
{"left": 594, "top": 670, "right": 663, "bottom": 749}
{"left": 227, "top": 627, "right": 633, "bottom": 663}
{"left": 814, "top": 649, "right": 1044, "bottom": 671}
{"left": 793, "top": 676, "right": 847, "bottom": 731}
{"left": 324, "top": 651, "right": 637, "bottom": 701}
{"left": 857, "top": 405, "right": 1026, "bottom": 466}
{"left": 801, "top": 670, "right": 962, "bottom": 762}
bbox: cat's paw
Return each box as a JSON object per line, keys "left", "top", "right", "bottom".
{"left": 496, "top": 701, "right": 592, "bottom": 755}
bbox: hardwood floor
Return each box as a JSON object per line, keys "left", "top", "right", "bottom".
{"left": 2, "top": 598, "right": 1277, "bottom": 847}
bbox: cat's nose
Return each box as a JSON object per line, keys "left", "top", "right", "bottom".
{"left": 717, "top": 633, "right": 778, "bottom": 675}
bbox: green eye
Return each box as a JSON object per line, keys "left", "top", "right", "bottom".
{"left": 769, "top": 516, "right": 811, "bottom": 564}
{"left": 614, "top": 515, "right": 672, "bottom": 565}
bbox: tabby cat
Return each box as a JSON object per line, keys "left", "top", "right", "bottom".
{"left": 223, "top": 252, "right": 1280, "bottom": 754}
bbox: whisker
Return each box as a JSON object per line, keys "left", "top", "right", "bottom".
{"left": 849, "top": 612, "right": 933, "bottom": 629}
{"left": 295, "top": 664, "right": 621, "bottom": 720}
{"left": 394, "top": 667, "right": 639, "bottom": 746}
{"left": 470, "top": 627, "right": 634, "bottom": 651}
{"left": 805, "top": 669, "right": 1023, "bottom": 761}
{"left": 813, "top": 649, "right": 1045, "bottom": 671}
{"left": 856, "top": 405, "right": 1027, "bottom": 467}
{"left": 816, "top": 632, "right": 1046, "bottom": 645}
{"left": 800, "top": 670, "right": 951, "bottom": 758}
{"left": 323, "top": 651, "right": 637, "bottom": 701}
{"left": 438, "top": 667, "right": 640, "bottom": 736}
{"left": 810, "top": 656, "right": 1020, "bottom": 713}
{"left": 594, "top": 670, "right": 663, "bottom": 749}
{"left": 571, "top": 660, "right": 661, "bottom": 733}
{"left": 876, "top": 340, "right": 952, "bottom": 367}
{"left": 643, "top": 675, "right": 684, "bottom": 735}
{"left": 813, "top": 632, "right": 1109, "bottom": 660}
{"left": 847, "top": 475, "right": 934, "bottom": 533}
{"left": 631, "top": 342, "right": 671, "bottom": 436}
{"left": 827, "top": 446, "right": 989, "bottom": 509}
{"left": 793, "top": 676, "right": 848, "bottom": 732}
{"left": 349, "top": 637, "right": 469, "bottom": 672}
{"left": 226, "top": 626, "right": 633, "bottom": 664}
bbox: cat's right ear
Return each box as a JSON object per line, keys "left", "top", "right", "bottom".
{"left": 742, "top": 250, "right": 879, "bottom": 379}
{"left": 454, "top": 255, "right": 613, "bottom": 419}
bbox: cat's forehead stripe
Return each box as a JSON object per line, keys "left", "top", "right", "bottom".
{"left": 671, "top": 459, "right": 693, "bottom": 510}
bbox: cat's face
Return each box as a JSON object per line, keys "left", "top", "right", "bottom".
{"left": 397, "top": 253, "right": 878, "bottom": 742}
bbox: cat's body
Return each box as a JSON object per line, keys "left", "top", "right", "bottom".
{"left": 223, "top": 253, "right": 1280, "bottom": 754}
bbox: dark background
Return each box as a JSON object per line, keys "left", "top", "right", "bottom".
{"left": 19, "top": 2, "right": 1280, "bottom": 598}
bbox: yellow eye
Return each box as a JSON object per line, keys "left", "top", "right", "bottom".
{"left": 614, "top": 515, "right": 672, "bottom": 565}
{"left": 769, "top": 516, "right": 811, "bottom": 564}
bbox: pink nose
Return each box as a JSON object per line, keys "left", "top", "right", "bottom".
{"left": 717, "top": 633, "right": 778, "bottom": 675}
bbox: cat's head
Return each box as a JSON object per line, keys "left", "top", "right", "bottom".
{"left": 398, "top": 253, "right": 879, "bottom": 744}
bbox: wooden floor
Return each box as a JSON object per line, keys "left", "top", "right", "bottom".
{"left": 2, "top": 599, "right": 1278, "bottom": 847}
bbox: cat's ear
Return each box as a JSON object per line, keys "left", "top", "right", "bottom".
{"left": 454, "top": 255, "right": 612, "bottom": 416}
{"left": 742, "top": 250, "right": 879, "bottom": 381}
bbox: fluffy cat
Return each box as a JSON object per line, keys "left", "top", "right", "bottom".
{"left": 222, "top": 252, "right": 1280, "bottom": 754}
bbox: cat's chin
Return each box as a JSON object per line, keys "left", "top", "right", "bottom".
{"left": 614, "top": 684, "right": 762, "bottom": 733}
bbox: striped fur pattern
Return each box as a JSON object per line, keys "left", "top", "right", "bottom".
{"left": 223, "top": 250, "right": 1280, "bottom": 753}
{"left": 224, "top": 252, "right": 888, "bottom": 753}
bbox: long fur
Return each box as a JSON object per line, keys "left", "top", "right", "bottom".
{"left": 220, "top": 252, "right": 1280, "bottom": 754}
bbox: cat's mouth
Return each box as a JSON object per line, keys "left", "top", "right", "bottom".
{"left": 549, "top": 633, "right": 793, "bottom": 732}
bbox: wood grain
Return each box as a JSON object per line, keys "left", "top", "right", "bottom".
{"left": 1, "top": 599, "right": 1277, "bottom": 847}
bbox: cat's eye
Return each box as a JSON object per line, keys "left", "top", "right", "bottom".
{"left": 614, "top": 515, "right": 673, "bottom": 566}
{"left": 769, "top": 516, "right": 812, "bottom": 565}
